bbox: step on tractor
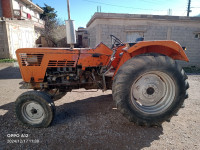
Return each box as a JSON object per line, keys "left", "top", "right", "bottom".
{"left": 15, "top": 35, "right": 189, "bottom": 128}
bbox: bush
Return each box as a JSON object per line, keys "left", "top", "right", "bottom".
{"left": 0, "top": 59, "right": 16, "bottom": 63}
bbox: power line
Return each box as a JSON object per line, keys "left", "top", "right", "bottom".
{"left": 82, "top": 0, "right": 175, "bottom": 11}
{"left": 139, "top": 0, "right": 162, "bottom": 5}
{"left": 139, "top": 0, "right": 177, "bottom": 5}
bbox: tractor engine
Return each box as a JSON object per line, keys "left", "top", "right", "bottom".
{"left": 45, "top": 66, "right": 110, "bottom": 91}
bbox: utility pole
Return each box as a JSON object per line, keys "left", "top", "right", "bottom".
{"left": 187, "top": 0, "right": 191, "bottom": 17}
{"left": 67, "top": 0, "right": 71, "bottom": 20}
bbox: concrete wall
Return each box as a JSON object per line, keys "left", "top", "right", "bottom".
{"left": 87, "top": 13, "right": 200, "bottom": 67}
{"left": 6, "top": 20, "right": 35, "bottom": 59}
{"left": 0, "top": 21, "right": 9, "bottom": 58}
{"left": 0, "top": 20, "right": 35, "bottom": 59}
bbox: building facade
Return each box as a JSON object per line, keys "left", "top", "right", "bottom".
{"left": 0, "top": 0, "right": 44, "bottom": 59}
{"left": 87, "top": 13, "right": 200, "bottom": 67}
{"left": 0, "top": 0, "right": 44, "bottom": 28}
{"left": 76, "top": 27, "right": 89, "bottom": 48}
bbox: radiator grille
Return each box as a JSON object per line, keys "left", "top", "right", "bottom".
{"left": 20, "top": 53, "right": 44, "bottom": 66}
{"left": 48, "top": 60, "right": 76, "bottom": 67}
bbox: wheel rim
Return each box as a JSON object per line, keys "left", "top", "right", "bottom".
{"left": 131, "top": 71, "right": 175, "bottom": 115}
{"left": 21, "top": 101, "right": 45, "bottom": 124}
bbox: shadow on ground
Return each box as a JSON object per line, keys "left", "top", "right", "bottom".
{"left": 0, "top": 67, "right": 21, "bottom": 79}
{"left": 0, "top": 94, "right": 163, "bottom": 150}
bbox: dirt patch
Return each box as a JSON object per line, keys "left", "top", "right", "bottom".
{"left": 0, "top": 64, "right": 199, "bottom": 150}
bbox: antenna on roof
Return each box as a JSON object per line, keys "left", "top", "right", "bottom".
{"left": 167, "top": 9, "right": 172, "bottom": 16}
{"left": 97, "top": 6, "right": 101, "bottom": 13}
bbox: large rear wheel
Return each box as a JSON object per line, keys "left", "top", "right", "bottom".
{"left": 112, "top": 53, "right": 189, "bottom": 126}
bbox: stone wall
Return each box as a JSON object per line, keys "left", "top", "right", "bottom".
{"left": 87, "top": 13, "right": 200, "bottom": 67}
{"left": 87, "top": 26, "right": 97, "bottom": 48}
{"left": 0, "top": 21, "right": 9, "bottom": 58}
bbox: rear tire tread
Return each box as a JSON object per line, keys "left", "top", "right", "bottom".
{"left": 112, "top": 53, "right": 189, "bottom": 126}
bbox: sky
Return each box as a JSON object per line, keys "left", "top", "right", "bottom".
{"left": 32, "top": 0, "right": 200, "bottom": 29}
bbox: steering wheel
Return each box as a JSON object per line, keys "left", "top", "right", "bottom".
{"left": 110, "top": 35, "right": 124, "bottom": 49}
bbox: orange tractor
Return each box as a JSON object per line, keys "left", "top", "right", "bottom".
{"left": 15, "top": 35, "right": 189, "bottom": 127}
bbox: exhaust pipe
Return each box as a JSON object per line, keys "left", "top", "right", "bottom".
{"left": 66, "top": 0, "right": 76, "bottom": 49}
{"left": 66, "top": 20, "right": 76, "bottom": 48}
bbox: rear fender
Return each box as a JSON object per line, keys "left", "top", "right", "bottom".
{"left": 127, "top": 41, "right": 189, "bottom": 61}
{"left": 113, "top": 41, "right": 189, "bottom": 78}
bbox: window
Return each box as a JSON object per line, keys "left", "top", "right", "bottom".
{"left": 13, "top": 10, "right": 20, "bottom": 16}
{"left": 126, "top": 32, "right": 144, "bottom": 43}
{"left": 34, "top": 12, "right": 39, "bottom": 18}
{"left": 194, "top": 33, "right": 200, "bottom": 39}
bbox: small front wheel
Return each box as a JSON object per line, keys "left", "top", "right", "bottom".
{"left": 15, "top": 91, "right": 55, "bottom": 128}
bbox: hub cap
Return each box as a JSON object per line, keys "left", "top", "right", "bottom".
{"left": 131, "top": 71, "right": 175, "bottom": 114}
{"left": 22, "top": 101, "right": 45, "bottom": 124}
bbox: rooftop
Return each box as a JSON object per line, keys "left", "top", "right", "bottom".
{"left": 87, "top": 12, "right": 200, "bottom": 27}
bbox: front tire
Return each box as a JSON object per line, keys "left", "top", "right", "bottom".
{"left": 15, "top": 91, "right": 55, "bottom": 128}
{"left": 112, "top": 53, "right": 189, "bottom": 126}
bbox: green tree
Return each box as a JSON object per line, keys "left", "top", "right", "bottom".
{"left": 40, "top": 4, "right": 57, "bottom": 21}
{"left": 39, "top": 4, "right": 59, "bottom": 46}
{"left": 39, "top": 4, "right": 66, "bottom": 47}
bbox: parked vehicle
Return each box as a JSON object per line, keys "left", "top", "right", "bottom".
{"left": 15, "top": 35, "right": 189, "bottom": 127}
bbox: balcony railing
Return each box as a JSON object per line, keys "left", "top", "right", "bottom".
{"left": 13, "top": 9, "right": 45, "bottom": 28}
